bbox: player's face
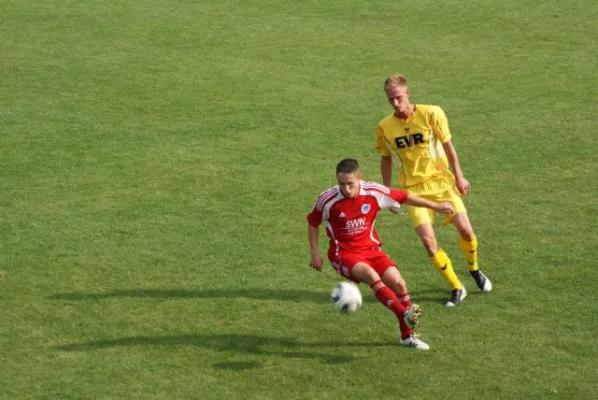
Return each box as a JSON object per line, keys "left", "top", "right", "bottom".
{"left": 385, "top": 85, "right": 411, "bottom": 113}
{"left": 337, "top": 172, "right": 361, "bottom": 198}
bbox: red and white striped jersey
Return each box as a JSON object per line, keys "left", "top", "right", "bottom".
{"left": 307, "top": 181, "right": 408, "bottom": 256}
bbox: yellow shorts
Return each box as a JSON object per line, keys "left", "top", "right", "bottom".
{"left": 405, "top": 174, "right": 466, "bottom": 228}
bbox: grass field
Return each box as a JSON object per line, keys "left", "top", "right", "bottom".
{"left": 1, "top": 0, "right": 597, "bottom": 399}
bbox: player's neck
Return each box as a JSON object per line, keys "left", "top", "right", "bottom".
{"left": 394, "top": 104, "right": 416, "bottom": 120}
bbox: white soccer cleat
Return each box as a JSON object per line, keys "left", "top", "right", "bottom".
{"left": 445, "top": 286, "right": 467, "bottom": 307}
{"left": 403, "top": 304, "right": 422, "bottom": 329}
{"left": 399, "top": 334, "right": 430, "bottom": 350}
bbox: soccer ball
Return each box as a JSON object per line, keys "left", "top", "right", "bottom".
{"left": 330, "top": 282, "right": 362, "bottom": 313}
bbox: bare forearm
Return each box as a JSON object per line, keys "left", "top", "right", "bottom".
{"left": 404, "top": 193, "right": 441, "bottom": 211}
{"left": 443, "top": 141, "right": 463, "bottom": 179}
{"left": 380, "top": 156, "right": 393, "bottom": 187}
{"left": 404, "top": 193, "right": 435, "bottom": 209}
{"left": 308, "top": 224, "right": 320, "bottom": 253}
{"left": 308, "top": 224, "right": 324, "bottom": 271}
{"left": 403, "top": 193, "right": 454, "bottom": 214}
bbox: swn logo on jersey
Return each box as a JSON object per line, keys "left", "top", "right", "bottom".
{"left": 394, "top": 133, "right": 424, "bottom": 148}
{"left": 342, "top": 217, "right": 367, "bottom": 236}
{"left": 346, "top": 217, "right": 366, "bottom": 229}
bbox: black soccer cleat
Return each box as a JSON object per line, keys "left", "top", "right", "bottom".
{"left": 445, "top": 287, "right": 467, "bottom": 307}
{"left": 469, "top": 270, "right": 492, "bottom": 292}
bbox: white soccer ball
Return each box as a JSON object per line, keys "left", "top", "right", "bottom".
{"left": 330, "top": 282, "right": 362, "bottom": 313}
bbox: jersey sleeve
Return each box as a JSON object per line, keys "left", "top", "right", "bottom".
{"left": 388, "top": 188, "right": 408, "bottom": 205}
{"left": 363, "top": 182, "right": 408, "bottom": 209}
{"left": 429, "top": 106, "right": 452, "bottom": 143}
{"left": 376, "top": 125, "right": 391, "bottom": 156}
{"left": 381, "top": 188, "right": 409, "bottom": 211}
{"left": 306, "top": 203, "right": 322, "bottom": 227}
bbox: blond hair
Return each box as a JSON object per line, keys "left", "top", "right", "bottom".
{"left": 384, "top": 74, "right": 408, "bottom": 91}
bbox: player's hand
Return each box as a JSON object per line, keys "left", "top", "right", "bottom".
{"left": 310, "top": 253, "right": 323, "bottom": 271}
{"left": 435, "top": 202, "right": 455, "bottom": 215}
{"left": 456, "top": 176, "right": 470, "bottom": 196}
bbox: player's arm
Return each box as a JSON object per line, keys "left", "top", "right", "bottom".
{"left": 429, "top": 106, "right": 470, "bottom": 196}
{"left": 442, "top": 140, "right": 470, "bottom": 195}
{"left": 376, "top": 126, "right": 393, "bottom": 188}
{"left": 306, "top": 205, "right": 324, "bottom": 271}
{"left": 403, "top": 193, "right": 454, "bottom": 215}
{"left": 380, "top": 156, "right": 393, "bottom": 188}
{"left": 307, "top": 224, "right": 323, "bottom": 271}
{"left": 385, "top": 187, "right": 453, "bottom": 215}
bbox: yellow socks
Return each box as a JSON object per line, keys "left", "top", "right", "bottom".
{"left": 459, "top": 237, "right": 478, "bottom": 271}
{"left": 430, "top": 248, "right": 463, "bottom": 290}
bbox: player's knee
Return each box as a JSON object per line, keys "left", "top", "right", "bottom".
{"left": 460, "top": 230, "right": 475, "bottom": 242}
{"left": 352, "top": 263, "right": 379, "bottom": 285}
{"left": 419, "top": 235, "right": 437, "bottom": 253}
{"left": 381, "top": 267, "right": 405, "bottom": 293}
{"left": 456, "top": 224, "right": 474, "bottom": 241}
{"left": 394, "top": 277, "right": 408, "bottom": 295}
{"left": 453, "top": 213, "right": 474, "bottom": 240}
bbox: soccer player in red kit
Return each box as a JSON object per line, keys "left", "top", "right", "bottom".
{"left": 307, "top": 158, "right": 454, "bottom": 350}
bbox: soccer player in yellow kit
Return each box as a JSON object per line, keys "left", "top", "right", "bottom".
{"left": 376, "top": 74, "right": 492, "bottom": 307}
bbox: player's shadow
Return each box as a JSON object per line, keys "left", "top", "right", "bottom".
{"left": 54, "top": 333, "right": 393, "bottom": 366}
{"left": 48, "top": 288, "right": 458, "bottom": 305}
{"left": 408, "top": 287, "right": 485, "bottom": 305}
{"left": 48, "top": 288, "right": 329, "bottom": 303}
{"left": 407, "top": 288, "right": 448, "bottom": 303}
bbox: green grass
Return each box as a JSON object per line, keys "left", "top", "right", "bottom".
{"left": 1, "top": 0, "right": 597, "bottom": 399}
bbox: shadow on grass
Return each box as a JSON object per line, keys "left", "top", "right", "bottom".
{"left": 48, "top": 289, "right": 329, "bottom": 302}
{"left": 212, "top": 361, "right": 263, "bottom": 371}
{"left": 48, "top": 287, "right": 469, "bottom": 305}
{"left": 54, "top": 333, "right": 394, "bottom": 365}
{"left": 408, "top": 287, "right": 487, "bottom": 305}
{"left": 408, "top": 287, "right": 453, "bottom": 304}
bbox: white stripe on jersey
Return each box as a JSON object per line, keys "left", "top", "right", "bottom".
{"left": 360, "top": 181, "right": 401, "bottom": 210}
{"left": 361, "top": 181, "right": 390, "bottom": 194}
{"left": 370, "top": 220, "right": 381, "bottom": 245}
{"left": 428, "top": 128, "right": 446, "bottom": 161}
{"left": 315, "top": 187, "right": 339, "bottom": 210}
{"left": 321, "top": 192, "right": 344, "bottom": 222}
{"left": 325, "top": 220, "right": 340, "bottom": 257}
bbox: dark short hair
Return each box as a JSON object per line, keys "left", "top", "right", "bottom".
{"left": 336, "top": 158, "right": 360, "bottom": 174}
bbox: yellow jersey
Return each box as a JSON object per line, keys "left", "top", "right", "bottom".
{"left": 376, "top": 104, "right": 454, "bottom": 189}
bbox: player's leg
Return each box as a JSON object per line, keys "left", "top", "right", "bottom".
{"left": 410, "top": 211, "right": 465, "bottom": 306}
{"left": 352, "top": 262, "right": 406, "bottom": 316}
{"left": 365, "top": 253, "right": 429, "bottom": 349}
{"left": 452, "top": 211, "right": 492, "bottom": 292}
{"left": 369, "top": 251, "right": 418, "bottom": 325}
{"left": 353, "top": 263, "right": 429, "bottom": 350}
{"left": 374, "top": 254, "right": 411, "bottom": 308}
{"left": 381, "top": 267, "right": 411, "bottom": 309}
{"left": 447, "top": 186, "right": 492, "bottom": 292}
{"left": 351, "top": 263, "right": 417, "bottom": 341}
{"left": 380, "top": 266, "right": 421, "bottom": 329}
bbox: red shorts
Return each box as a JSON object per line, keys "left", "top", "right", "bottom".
{"left": 329, "top": 248, "right": 397, "bottom": 283}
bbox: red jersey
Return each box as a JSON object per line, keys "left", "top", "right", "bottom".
{"left": 307, "top": 181, "right": 408, "bottom": 257}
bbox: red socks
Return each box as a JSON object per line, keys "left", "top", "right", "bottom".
{"left": 369, "top": 280, "right": 412, "bottom": 339}
{"left": 398, "top": 294, "right": 412, "bottom": 309}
